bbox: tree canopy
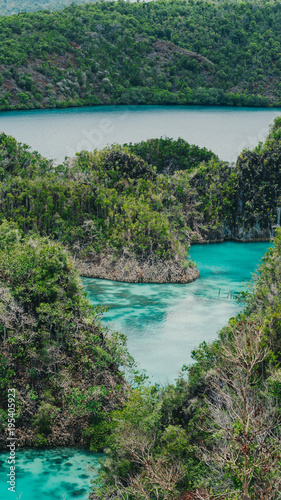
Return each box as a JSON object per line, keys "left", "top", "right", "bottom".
{"left": 0, "top": 0, "right": 280, "bottom": 110}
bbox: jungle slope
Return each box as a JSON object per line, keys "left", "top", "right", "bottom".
{"left": 0, "top": 0, "right": 281, "bottom": 110}
{"left": 0, "top": 222, "right": 131, "bottom": 450}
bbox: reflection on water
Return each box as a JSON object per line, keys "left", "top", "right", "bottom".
{"left": 84, "top": 242, "right": 271, "bottom": 383}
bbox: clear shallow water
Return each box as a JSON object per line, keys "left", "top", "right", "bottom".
{"left": 84, "top": 241, "right": 271, "bottom": 384}
{"left": 0, "top": 105, "right": 280, "bottom": 163}
{"left": 0, "top": 448, "right": 102, "bottom": 500}
{"left": 0, "top": 242, "right": 271, "bottom": 499}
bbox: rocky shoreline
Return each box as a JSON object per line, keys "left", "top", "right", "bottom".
{"left": 76, "top": 226, "right": 272, "bottom": 284}
{"left": 76, "top": 253, "right": 199, "bottom": 284}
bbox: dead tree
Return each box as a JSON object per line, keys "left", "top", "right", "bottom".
{"left": 199, "top": 321, "right": 281, "bottom": 499}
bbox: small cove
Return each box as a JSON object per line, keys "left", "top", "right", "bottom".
{"left": 84, "top": 241, "right": 272, "bottom": 383}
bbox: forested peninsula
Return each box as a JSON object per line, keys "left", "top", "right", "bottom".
{"left": 0, "top": 0, "right": 100, "bottom": 16}
{"left": 0, "top": 0, "right": 281, "bottom": 110}
{"left": 0, "top": 118, "right": 280, "bottom": 284}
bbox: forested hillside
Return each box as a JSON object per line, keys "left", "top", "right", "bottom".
{"left": 1, "top": 118, "right": 281, "bottom": 282}
{"left": 0, "top": 0, "right": 281, "bottom": 110}
{"left": 0, "top": 222, "right": 130, "bottom": 449}
{"left": 0, "top": 0, "right": 99, "bottom": 16}
{"left": 0, "top": 133, "right": 224, "bottom": 282}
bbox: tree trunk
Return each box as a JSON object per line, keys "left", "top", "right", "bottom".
{"left": 243, "top": 454, "right": 250, "bottom": 500}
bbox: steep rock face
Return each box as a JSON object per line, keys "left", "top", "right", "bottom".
{"left": 186, "top": 223, "right": 272, "bottom": 246}
{"left": 77, "top": 254, "right": 199, "bottom": 284}
{"left": 231, "top": 223, "right": 272, "bottom": 242}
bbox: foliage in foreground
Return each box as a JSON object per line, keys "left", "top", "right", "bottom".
{"left": 0, "top": 0, "right": 281, "bottom": 110}
{"left": 0, "top": 221, "right": 131, "bottom": 448}
{"left": 92, "top": 232, "right": 281, "bottom": 499}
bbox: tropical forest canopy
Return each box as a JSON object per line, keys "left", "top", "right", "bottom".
{"left": 0, "top": 0, "right": 102, "bottom": 16}
{"left": 1, "top": 117, "right": 281, "bottom": 268}
{"left": 0, "top": 0, "right": 281, "bottom": 110}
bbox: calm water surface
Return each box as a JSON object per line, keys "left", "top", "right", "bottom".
{"left": 0, "top": 448, "right": 102, "bottom": 500}
{"left": 84, "top": 241, "right": 271, "bottom": 384}
{"left": 0, "top": 105, "right": 280, "bottom": 163}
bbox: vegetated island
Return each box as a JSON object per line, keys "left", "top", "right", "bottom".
{"left": 0, "top": 122, "right": 281, "bottom": 497}
{"left": 1, "top": 116, "right": 281, "bottom": 283}
{"left": 0, "top": 0, "right": 281, "bottom": 110}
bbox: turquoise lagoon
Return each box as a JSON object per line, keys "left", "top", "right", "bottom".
{"left": 84, "top": 241, "right": 272, "bottom": 383}
{"left": 0, "top": 447, "right": 102, "bottom": 500}
{"left": 0, "top": 241, "right": 272, "bottom": 499}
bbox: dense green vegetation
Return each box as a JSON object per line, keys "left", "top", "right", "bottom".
{"left": 0, "top": 0, "right": 100, "bottom": 16}
{"left": 0, "top": 0, "right": 281, "bottom": 110}
{"left": 0, "top": 221, "right": 131, "bottom": 448}
{"left": 0, "top": 132, "right": 230, "bottom": 265}
{"left": 92, "top": 233, "right": 281, "bottom": 499}
{"left": 125, "top": 137, "right": 216, "bottom": 175}
{"left": 235, "top": 117, "right": 281, "bottom": 231}
{"left": 0, "top": 120, "right": 281, "bottom": 495}
{"left": 1, "top": 117, "right": 281, "bottom": 271}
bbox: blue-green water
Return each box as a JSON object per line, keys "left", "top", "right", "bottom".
{"left": 84, "top": 241, "right": 271, "bottom": 383}
{"left": 0, "top": 448, "right": 102, "bottom": 500}
{"left": 0, "top": 105, "right": 280, "bottom": 163}
{"left": 0, "top": 241, "right": 272, "bottom": 499}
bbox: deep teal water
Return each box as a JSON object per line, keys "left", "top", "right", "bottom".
{"left": 0, "top": 448, "right": 102, "bottom": 500}
{"left": 84, "top": 241, "right": 272, "bottom": 383}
